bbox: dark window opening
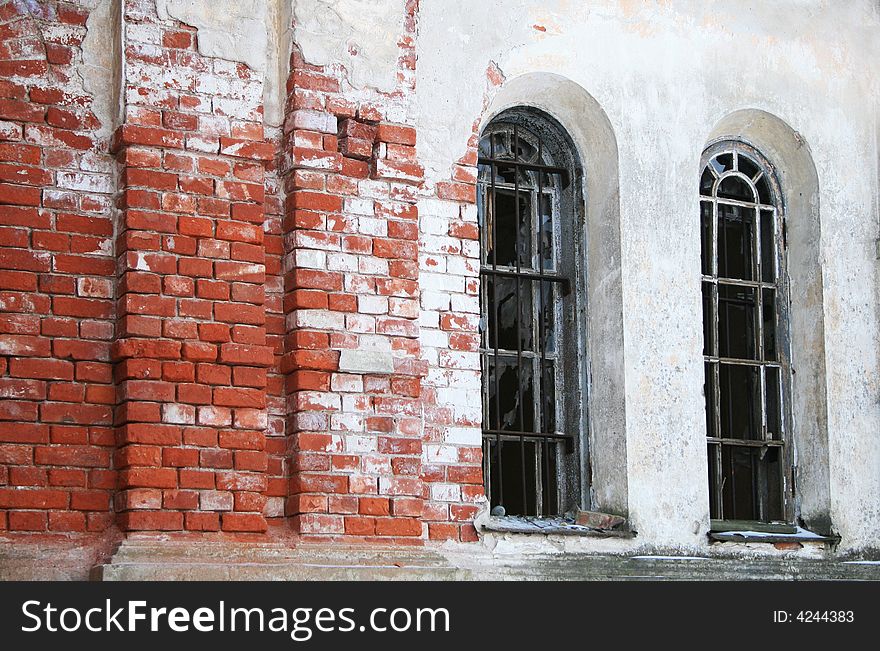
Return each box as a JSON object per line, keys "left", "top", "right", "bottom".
{"left": 478, "top": 113, "right": 582, "bottom": 517}
{"left": 701, "top": 142, "right": 790, "bottom": 524}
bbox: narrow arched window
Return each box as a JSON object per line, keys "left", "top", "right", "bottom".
{"left": 478, "top": 109, "right": 585, "bottom": 517}
{"left": 700, "top": 141, "right": 790, "bottom": 524}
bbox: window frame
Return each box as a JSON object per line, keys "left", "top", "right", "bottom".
{"left": 700, "top": 139, "right": 795, "bottom": 526}
{"left": 477, "top": 109, "right": 588, "bottom": 518}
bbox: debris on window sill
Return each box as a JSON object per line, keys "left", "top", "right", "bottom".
{"left": 481, "top": 515, "right": 634, "bottom": 538}
{"left": 709, "top": 524, "right": 839, "bottom": 544}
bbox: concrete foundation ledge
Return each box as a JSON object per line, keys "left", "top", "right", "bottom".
{"left": 91, "top": 539, "right": 880, "bottom": 581}
{"left": 3, "top": 534, "right": 880, "bottom": 581}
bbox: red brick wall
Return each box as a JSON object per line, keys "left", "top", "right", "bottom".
{"left": 0, "top": 0, "right": 482, "bottom": 542}
{"left": 0, "top": 0, "right": 116, "bottom": 534}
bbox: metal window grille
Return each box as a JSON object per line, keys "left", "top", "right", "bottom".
{"left": 477, "top": 118, "right": 577, "bottom": 517}
{"left": 700, "top": 141, "right": 791, "bottom": 523}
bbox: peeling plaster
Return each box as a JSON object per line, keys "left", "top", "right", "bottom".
{"left": 156, "top": 0, "right": 269, "bottom": 73}
{"left": 416, "top": 0, "right": 880, "bottom": 552}
{"left": 292, "top": 0, "right": 407, "bottom": 94}
{"left": 80, "top": 0, "right": 119, "bottom": 140}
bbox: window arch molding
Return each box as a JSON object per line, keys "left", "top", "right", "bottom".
{"left": 478, "top": 73, "right": 627, "bottom": 517}
{"left": 701, "top": 109, "right": 830, "bottom": 534}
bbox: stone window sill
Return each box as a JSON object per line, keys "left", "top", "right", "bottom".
{"left": 708, "top": 521, "right": 839, "bottom": 544}
{"left": 481, "top": 515, "right": 634, "bottom": 538}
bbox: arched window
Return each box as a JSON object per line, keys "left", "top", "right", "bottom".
{"left": 700, "top": 141, "right": 791, "bottom": 524}
{"left": 478, "top": 109, "right": 585, "bottom": 517}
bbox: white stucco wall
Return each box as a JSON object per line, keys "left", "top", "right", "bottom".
{"left": 416, "top": 0, "right": 880, "bottom": 552}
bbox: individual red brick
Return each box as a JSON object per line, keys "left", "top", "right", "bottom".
{"left": 9, "top": 511, "right": 47, "bottom": 531}
{"left": 120, "top": 511, "right": 184, "bottom": 531}
{"left": 374, "top": 517, "right": 422, "bottom": 537}
{"left": 221, "top": 512, "right": 267, "bottom": 532}
{"left": 185, "top": 511, "right": 220, "bottom": 531}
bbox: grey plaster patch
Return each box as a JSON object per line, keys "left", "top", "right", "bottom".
{"left": 338, "top": 349, "right": 395, "bottom": 374}
{"left": 156, "top": 0, "right": 269, "bottom": 73}
{"left": 292, "top": 0, "right": 406, "bottom": 93}
{"left": 80, "top": 0, "right": 119, "bottom": 140}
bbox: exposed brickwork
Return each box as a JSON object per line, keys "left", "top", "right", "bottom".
{"left": 0, "top": 1, "right": 115, "bottom": 533}
{"left": 0, "top": 0, "right": 484, "bottom": 542}
{"left": 415, "top": 66, "right": 503, "bottom": 543}
{"left": 111, "top": 0, "right": 272, "bottom": 533}
{"left": 281, "top": 1, "right": 430, "bottom": 540}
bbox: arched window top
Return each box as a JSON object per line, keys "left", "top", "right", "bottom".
{"left": 700, "top": 143, "right": 780, "bottom": 210}
{"left": 478, "top": 108, "right": 577, "bottom": 190}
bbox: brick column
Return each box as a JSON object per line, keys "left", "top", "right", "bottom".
{"left": 111, "top": 1, "right": 273, "bottom": 533}
{"left": 281, "top": 8, "right": 427, "bottom": 537}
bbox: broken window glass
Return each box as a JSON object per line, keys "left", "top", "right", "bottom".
{"left": 479, "top": 115, "right": 578, "bottom": 517}
{"left": 700, "top": 144, "right": 788, "bottom": 523}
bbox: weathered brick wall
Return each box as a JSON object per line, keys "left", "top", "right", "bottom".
{"left": 280, "top": 2, "right": 430, "bottom": 540}
{"left": 0, "top": 0, "right": 484, "bottom": 542}
{"left": 0, "top": 0, "right": 116, "bottom": 534}
{"left": 112, "top": 0, "right": 274, "bottom": 533}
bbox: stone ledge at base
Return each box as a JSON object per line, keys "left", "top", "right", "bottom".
{"left": 87, "top": 539, "right": 880, "bottom": 581}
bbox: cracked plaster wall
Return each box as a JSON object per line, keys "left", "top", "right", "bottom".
{"left": 416, "top": 0, "right": 880, "bottom": 552}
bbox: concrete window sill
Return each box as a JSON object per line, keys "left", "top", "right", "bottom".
{"left": 708, "top": 528, "right": 839, "bottom": 544}
{"left": 481, "top": 515, "right": 634, "bottom": 538}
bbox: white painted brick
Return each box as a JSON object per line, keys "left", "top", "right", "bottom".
{"left": 419, "top": 253, "right": 447, "bottom": 273}
{"left": 421, "top": 215, "right": 449, "bottom": 235}
{"left": 421, "top": 290, "right": 451, "bottom": 311}
{"left": 445, "top": 426, "right": 481, "bottom": 446}
{"left": 294, "top": 249, "right": 327, "bottom": 269}
{"left": 327, "top": 252, "right": 360, "bottom": 272}
{"left": 357, "top": 257, "right": 387, "bottom": 276}
{"left": 446, "top": 256, "right": 479, "bottom": 276}
{"left": 421, "top": 272, "right": 464, "bottom": 293}
{"left": 420, "top": 328, "right": 448, "bottom": 348}
{"left": 345, "top": 313, "right": 375, "bottom": 333}
{"left": 331, "top": 413, "right": 364, "bottom": 432}
{"left": 291, "top": 109, "right": 337, "bottom": 133}
{"left": 425, "top": 444, "right": 458, "bottom": 463}
{"left": 363, "top": 454, "right": 391, "bottom": 474}
{"left": 422, "top": 234, "right": 462, "bottom": 255}
{"left": 345, "top": 197, "right": 375, "bottom": 215}
{"left": 462, "top": 240, "right": 480, "bottom": 258}
{"left": 358, "top": 217, "right": 387, "bottom": 236}
{"left": 451, "top": 293, "right": 481, "bottom": 313}
{"left": 439, "top": 350, "right": 480, "bottom": 370}
{"left": 56, "top": 171, "right": 113, "bottom": 194}
{"left": 162, "top": 403, "right": 195, "bottom": 425}
{"left": 295, "top": 391, "right": 342, "bottom": 411}
{"left": 356, "top": 334, "right": 392, "bottom": 351}
{"left": 358, "top": 295, "right": 388, "bottom": 314}
{"left": 126, "top": 24, "right": 161, "bottom": 44}
{"left": 419, "top": 198, "right": 460, "bottom": 219}
{"left": 436, "top": 387, "right": 475, "bottom": 409}
{"left": 186, "top": 135, "right": 220, "bottom": 153}
{"left": 460, "top": 203, "right": 479, "bottom": 222}
{"left": 345, "top": 434, "right": 377, "bottom": 453}
{"left": 431, "top": 483, "right": 461, "bottom": 502}
{"left": 290, "top": 310, "right": 346, "bottom": 331}
{"left": 357, "top": 179, "right": 392, "bottom": 199}
{"left": 338, "top": 349, "right": 394, "bottom": 374}
{"left": 296, "top": 231, "right": 341, "bottom": 251}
